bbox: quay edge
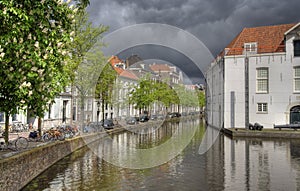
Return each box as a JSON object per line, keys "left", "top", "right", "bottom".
{"left": 222, "top": 128, "right": 300, "bottom": 139}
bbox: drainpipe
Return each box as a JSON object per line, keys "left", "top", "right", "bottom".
{"left": 245, "top": 56, "right": 249, "bottom": 129}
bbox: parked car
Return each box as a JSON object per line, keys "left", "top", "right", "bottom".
{"left": 101, "top": 119, "right": 114, "bottom": 129}
{"left": 88, "top": 122, "right": 102, "bottom": 131}
{"left": 181, "top": 112, "right": 188, "bottom": 116}
{"left": 157, "top": 114, "right": 165, "bottom": 120}
{"left": 168, "top": 112, "right": 181, "bottom": 118}
{"left": 150, "top": 114, "right": 158, "bottom": 120}
{"left": 139, "top": 115, "right": 149, "bottom": 122}
{"left": 189, "top": 111, "right": 197, "bottom": 116}
{"left": 126, "top": 117, "right": 138, "bottom": 125}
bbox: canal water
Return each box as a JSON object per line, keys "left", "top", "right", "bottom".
{"left": 22, "top": 118, "right": 300, "bottom": 191}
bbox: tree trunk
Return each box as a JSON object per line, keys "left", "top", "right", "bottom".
{"left": 38, "top": 117, "right": 42, "bottom": 137}
{"left": 4, "top": 113, "right": 9, "bottom": 144}
{"left": 102, "top": 98, "right": 105, "bottom": 121}
{"left": 70, "top": 85, "right": 74, "bottom": 125}
{"left": 80, "top": 95, "right": 85, "bottom": 132}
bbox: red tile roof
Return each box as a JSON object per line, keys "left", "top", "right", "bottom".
{"left": 108, "top": 55, "right": 123, "bottom": 74}
{"left": 108, "top": 55, "right": 138, "bottom": 80}
{"left": 119, "top": 70, "right": 139, "bottom": 80}
{"left": 225, "top": 23, "right": 296, "bottom": 56}
{"left": 150, "top": 64, "right": 171, "bottom": 72}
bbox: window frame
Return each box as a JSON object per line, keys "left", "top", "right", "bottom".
{"left": 294, "top": 40, "right": 300, "bottom": 57}
{"left": 294, "top": 67, "right": 300, "bottom": 93}
{"left": 244, "top": 42, "right": 257, "bottom": 54}
{"left": 257, "top": 103, "right": 268, "bottom": 113}
{"left": 256, "top": 67, "right": 269, "bottom": 94}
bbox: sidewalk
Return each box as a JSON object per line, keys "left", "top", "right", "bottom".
{"left": 0, "top": 131, "right": 48, "bottom": 160}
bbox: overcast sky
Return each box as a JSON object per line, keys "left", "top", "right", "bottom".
{"left": 86, "top": 0, "right": 299, "bottom": 83}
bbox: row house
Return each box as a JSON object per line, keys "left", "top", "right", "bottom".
{"left": 149, "top": 63, "right": 182, "bottom": 86}
{"left": 0, "top": 54, "right": 188, "bottom": 130}
{"left": 109, "top": 56, "right": 139, "bottom": 119}
{"left": 206, "top": 22, "right": 300, "bottom": 129}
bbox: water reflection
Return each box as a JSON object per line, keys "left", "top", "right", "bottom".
{"left": 92, "top": 119, "right": 198, "bottom": 169}
{"left": 22, "top": 119, "right": 300, "bottom": 191}
{"left": 223, "top": 138, "right": 300, "bottom": 191}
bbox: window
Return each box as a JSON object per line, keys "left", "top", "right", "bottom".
{"left": 257, "top": 103, "right": 268, "bottom": 113}
{"left": 87, "top": 99, "right": 92, "bottom": 111}
{"left": 294, "top": 67, "right": 300, "bottom": 92}
{"left": 244, "top": 42, "right": 257, "bottom": 54}
{"left": 294, "top": 40, "right": 300, "bottom": 57}
{"left": 0, "top": 112, "right": 4, "bottom": 122}
{"left": 12, "top": 114, "right": 17, "bottom": 121}
{"left": 256, "top": 68, "right": 269, "bottom": 93}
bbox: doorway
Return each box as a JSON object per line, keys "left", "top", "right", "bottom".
{"left": 290, "top": 105, "right": 300, "bottom": 124}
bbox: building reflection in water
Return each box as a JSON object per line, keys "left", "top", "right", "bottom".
{"left": 223, "top": 137, "right": 300, "bottom": 191}
{"left": 22, "top": 119, "right": 300, "bottom": 191}
{"left": 92, "top": 118, "right": 199, "bottom": 169}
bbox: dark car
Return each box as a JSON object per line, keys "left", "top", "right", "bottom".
{"left": 101, "top": 119, "right": 114, "bottom": 129}
{"left": 126, "top": 117, "right": 138, "bottom": 125}
{"left": 168, "top": 112, "right": 181, "bottom": 118}
{"left": 139, "top": 115, "right": 149, "bottom": 122}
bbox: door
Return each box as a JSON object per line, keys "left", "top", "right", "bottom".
{"left": 290, "top": 105, "right": 300, "bottom": 124}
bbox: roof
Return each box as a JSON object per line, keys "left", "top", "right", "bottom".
{"left": 126, "top": 55, "right": 143, "bottom": 66}
{"left": 119, "top": 70, "right": 139, "bottom": 80}
{"left": 150, "top": 64, "right": 171, "bottom": 72}
{"left": 108, "top": 55, "right": 138, "bottom": 80}
{"left": 225, "top": 23, "right": 296, "bottom": 56}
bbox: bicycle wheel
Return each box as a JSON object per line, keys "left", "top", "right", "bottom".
{"left": 57, "top": 133, "right": 65, "bottom": 141}
{"left": 15, "top": 137, "right": 29, "bottom": 150}
{"left": 42, "top": 133, "right": 51, "bottom": 142}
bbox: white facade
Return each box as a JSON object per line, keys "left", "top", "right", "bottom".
{"left": 206, "top": 23, "right": 300, "bottom": 128}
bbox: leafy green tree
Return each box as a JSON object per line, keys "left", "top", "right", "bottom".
{"left": 198, "top": 90, "right": 205, "bottom": 110}
{"left": 129, "top": 77, "right": 155, "bottom": 114}
{"left": 128, "top": 76, "right": 181, "bottom": 114}
{"left": 67, "top": 9, "right": 108, "bottom": 127}
{"left": 0, "top": 0, "right": 78, "bottom": 142}
{"left": 95, "top": 63, "right": 118, "bottom": 121}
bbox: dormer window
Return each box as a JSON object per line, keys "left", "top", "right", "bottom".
{"left": 244, "top": 42, "right": 257, "bottom": 54}
{"left": 294, "top": 40, "right": 300, "bottom": 57}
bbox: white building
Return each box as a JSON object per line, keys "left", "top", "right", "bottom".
{"left": 109, "top": 55, "right": 139, "bottom": 118}
{"left": 206, "top": 23, "right": 300, "bottom": 129}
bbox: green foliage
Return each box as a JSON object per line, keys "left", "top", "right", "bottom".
{"left": 128, "top": 78, "right": 205, "bottom": 113}
{"left": 0, "top": 0, "right": 77, "bottom": 117}
{"left": 198, "top": 91, "right": 205, "bottom": 108}
{"left": 69, "top": 7, "right": 108, "bottom": 124}
{"left": 129, "top": 77, "right": 180, "bottom": 112}
{"left": 66, "top": 10, "right": 108, "bottom": 84}
{"left": 95, "top": 64, "right": 117, "bottom": 103}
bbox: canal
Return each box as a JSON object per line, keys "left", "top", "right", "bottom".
{"left": 22, "top": 118, "right": 300, "bottom": 191}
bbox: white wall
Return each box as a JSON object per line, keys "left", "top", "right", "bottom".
{"left": 207, "top": 26, "right": 300, "bottom": 128}
{"left": 224, "top": 57, "right": 246, "bottom": 128}
{"left": 206, "top": 58, "right": 224, "bottom": 128}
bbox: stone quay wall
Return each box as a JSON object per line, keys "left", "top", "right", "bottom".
{"left": 0, "top": 116, "right": 199, "bottom": 191}
{"left": 0, "top": 133, "right": 106, "bottom": 191}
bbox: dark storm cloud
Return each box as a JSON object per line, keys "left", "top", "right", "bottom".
{"left": 87, "top": 0, "right": 299, "bottom": 83}
{"left": 87, "top": 0, "right": 300, "bottom": 55}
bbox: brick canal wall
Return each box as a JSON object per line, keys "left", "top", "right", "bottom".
{"left": 0, "top": 132, "right": 107, "bottom": 191}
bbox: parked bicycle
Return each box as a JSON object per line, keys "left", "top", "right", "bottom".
{"left": 42, "top": 128, "right": 65, "bottom": 142}
{"left": 28, "top": 131, "right": 43, "bottom": 142}
{"left": 0, "top": 132, "right": 29, "bottom": 151}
